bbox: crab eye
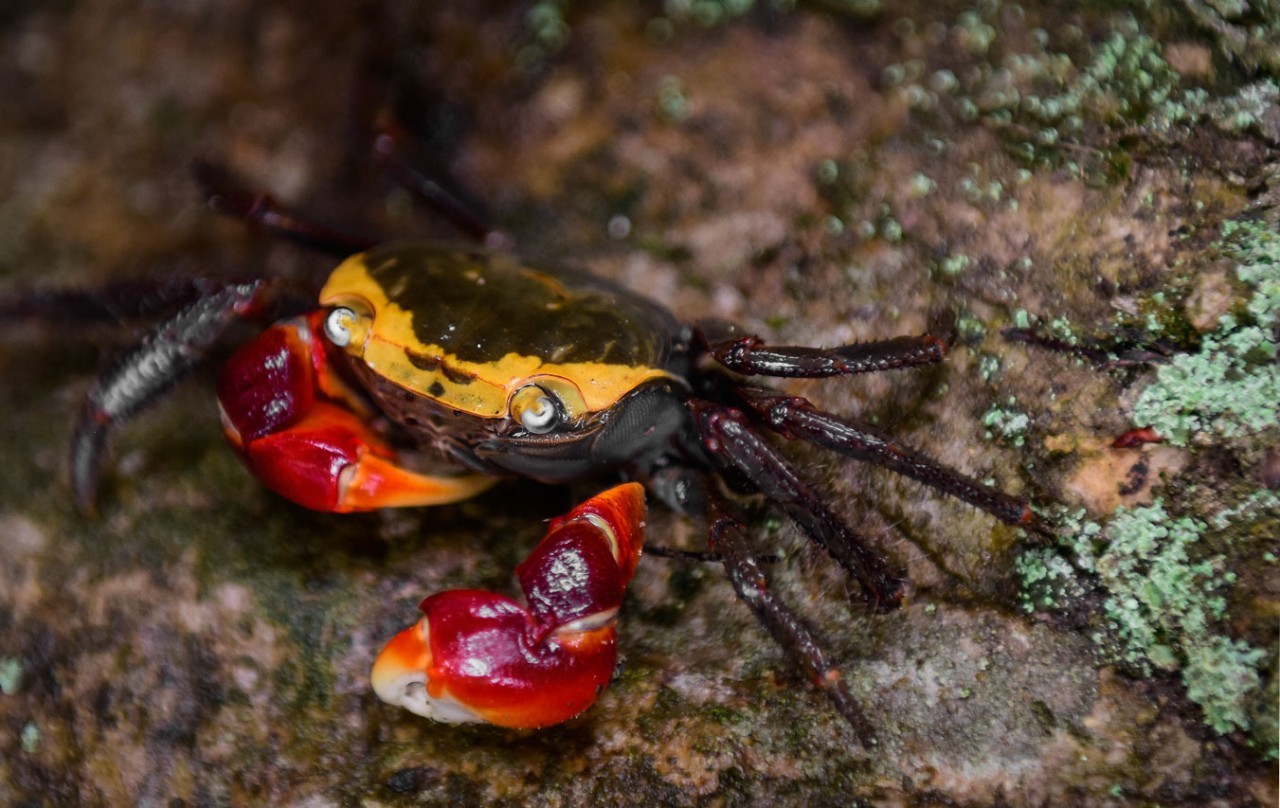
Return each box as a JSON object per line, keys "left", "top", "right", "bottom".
{"left": 510, "top": 385, "right": 562, "bottom": 435}
{"left": 324, "top": 307, "right": 358, "bottom": 347}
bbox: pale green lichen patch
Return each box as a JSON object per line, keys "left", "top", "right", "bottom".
{"left": 1203, "top": 79, "right": 1280, "bottom": 139}
{"left": 0, "top": 656, "right": 22, "bottom": 695}
{"left": 886, "top": 9, "right": 1277, "bottom": 187}
{"left": 1209, "top": 489, "right": 1280, "bottom": 530}
{"left": 1016, "top": 545, "right": 1087, "bottom": 612}
{"left": 1182, "top": 635, "right": 1268, "bottom": 736}
{"left": 1230, "top": 218, "right": 1280, "bottom": 329}
{"left": 1131, "top": 219, "right": 1280, "bottom": 445}
{"left": 1129, "top": 322, "right": 1280, "bottom": 444}
{"left": 1020, "top": 501, "right": 1267, "bottom": 736}
{"left": 982, "top": 397, "right": 1029, "bottom": 447}
{"left": 19, "top": 722, "right": 40, "bottom": 754}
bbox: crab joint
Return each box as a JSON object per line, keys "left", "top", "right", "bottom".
{"left": 371, "top": 482, "right": 646, "bottom": 729}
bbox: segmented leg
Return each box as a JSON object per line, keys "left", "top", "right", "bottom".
{"left": 371, "top": 482, "right": 645, "bottom": 728}
{"left": 707, "top": 503, "right": 876, "bottom": 744}
{"left": 702, "top": 326, "right": 950, "bottom": 377}
{"left": 193, "top": 160, "right": 380, "bottom": 257}
{"left": 216, "top": 311, "right": 493, "bottom": 512}
{"left": 371, "top": 126, "right": 495, "bottom": 243}
{"left": 197, "top": 137, "right": 495, "bottom": 255}
{"left": 691, "top": 400, "right": 904, "bottom": 611}
{"left": 735, "top": 387, "right": 1045, "bottom": 533}
{"left": 1003, "top": 325, "right": 1179, "bottom": 367}
{"left": 71, "top": 281, "right": 268, "bottom": 513}
{"left": 0, "top": 277, "right": 228, "bottom": 327}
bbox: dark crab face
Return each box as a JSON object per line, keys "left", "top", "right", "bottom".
{"left": 316, "top": 242, "right": 692, "bottom": 481}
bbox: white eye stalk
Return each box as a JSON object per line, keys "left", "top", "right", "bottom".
{"left": 324, "top": 307, "right": 357, "bottom": 347}
{"left": 520, "top": 393, "right": 560, "bottom": 434}
{"left": 511, "top": 384, "right": 562, "bottom": 435}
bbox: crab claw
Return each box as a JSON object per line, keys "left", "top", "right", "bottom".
{"left": 371, "top": 482, "right": 646, "bottom": 728}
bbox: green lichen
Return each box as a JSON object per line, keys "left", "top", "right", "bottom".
{"left": 977, "top": 352, "right": 1002, "bottom": 382}
{"left": 879, "top": 217, "right": 903, "bottom": 242}
{"left": 0, "top": 656, "right": 22, "bottom": 695}
{"left": 923, "top": 11, "right": 1273, "bottom": 181}
{"left": 659, "top": 0, "right": 784, "bottom": 28}
{"left": 20, "top": 722, "right": 39, "bottom": 754}
{"left": 982, "top": 397, "right": 1029, "bottom": 446}
{"left": 656, "top": 76, "right": 691, "bottom": 123}
{"left": 955, "top": 13, "right": 1193, "bottom": 138}
{"left": 1182, "top": 635, "right": 1267, "bottom": 736}
{"left": 1020, "top": 502, "right": 1266, "bottom": 735}
{"left": 517, "top": 1, "right": 572, "bottom": 74}
{"left": 1205, "top": 80, "right": 1279, "bottom": 136}
{"left": 1045, "top": 316, "right": 1079, "bottom": 346}
{"left": 1017, "top": 214, "right": 1278, "bottom": 741}
{"left": 527, "top": 1, "right": 570, "bottom": 50}
{"left": 1128, "top": 323, "right": 1279, "bottom": 444}
{"left": 1130, "top": 219, "right": 1280, "bottom": 446}
{"left": 1229, "top": 218, "right": 1280, "bottom": 329}
{"left": 908, "top": 172, "right": 936, "bottom": 197}
{"left": 1085, "top": 504, "right": 1227, "bottom": 673}
{"left": 1016, "top": 544, "right": 1088, "bottom": 612}
{"left": 1178, "top": 0, "right": 1280, "bottom": 75}
{"left": 954, "top": 312, "right": 987, "bottom": 343}
{"left": 1209, "top": 489, "right": 1280, "bottom": 530}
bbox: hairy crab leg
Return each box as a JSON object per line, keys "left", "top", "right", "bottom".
{"left": 689, "top": 405, "right": 892, "bottom": 739}
{"left": 217, "top": 311, "right": 493, "bottom": 512}
{"left": 735, "top": 387, "right": 1045, "bottom": 533}
{"left": 707, "top": 503, "right": 876, "bottom": 744}
{"left": 371, "top": 123, "right": 495, "bottom": 243}
{"left": 0, "top": 277, "right": 233, "bottom": 328}
{"left": 371, "top": 482, "right": 646, "bottom": 729}
{"left": 197, "top": 135, "right": 497, "bottom": 256}
{"left": 193, "top": 160, "right": 380, "bottom": 257}
{"left": 692, "top": 400, "right": 905, "bottom": 611}
{"left": 702, "top": 330, "right": 950, "bottom": 377}
{"left": 71, "top": 281, "right": 269, "bottom": 513}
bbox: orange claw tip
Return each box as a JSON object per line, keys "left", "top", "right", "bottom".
{"left": 370, "top": 619, "right": 485, "bottom": 724}
{"left": 337, "top": 454, "right": 497, "bottom": 512}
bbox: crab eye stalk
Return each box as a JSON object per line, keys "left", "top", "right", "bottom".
{"left": 323, "top": 307, "right": 358, "bottom": 347}
{"left": 510, "top": 384, "right": 562, "bottom": 434}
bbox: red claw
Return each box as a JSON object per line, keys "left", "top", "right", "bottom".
{"left": 217, "top": 313, "right": 492, "bottom": 512}
{"left": 371, "top": 482, "right": 647, "bottom": 728}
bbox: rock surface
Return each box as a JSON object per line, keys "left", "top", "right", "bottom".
{"left": 0, "top": 2, "right": 1276, "bottom": 805}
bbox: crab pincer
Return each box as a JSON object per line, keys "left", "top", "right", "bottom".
{"left": 371, "top": 482, "right": 646, "bottom": 728}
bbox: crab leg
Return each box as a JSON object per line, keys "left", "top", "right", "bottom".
{"left": 735, "top": 387, "right": 1044, "bottom": 532}
{"left": 704, "top": 331, "right": 949, "bottom": 377}
{"left": 0, "top": 277, "right": 232, "bottom": 328}
{"left": 707, "top": 503, "right": 876, "bottom": 743}
{"left": 692, "top": 401, "right": 905, "bottom": 611}
{"left": 194, "top": 160, "right": 380, "bottom": 257}
{"left": 371, "top": 125, "right": 495, "bottom": 242}
{"left": 71, "top": 281, "right": 269, "bottom": 513}
{"left": 217, "top": 312, "right": 493, "bottom": 512}
{"left": 371, "top": 482, "right": 646, "bottom": 728}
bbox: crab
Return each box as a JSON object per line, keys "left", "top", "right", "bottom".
{"left": 50, "top": 162, "right": 1042, "bottom": 742}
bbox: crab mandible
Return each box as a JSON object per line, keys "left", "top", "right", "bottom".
{"left": 66, "top": 186, "right": 1040, "bottom": 740}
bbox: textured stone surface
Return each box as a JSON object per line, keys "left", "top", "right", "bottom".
{"left": 0, "top": 2, "right": 1275, "bottom": 805}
